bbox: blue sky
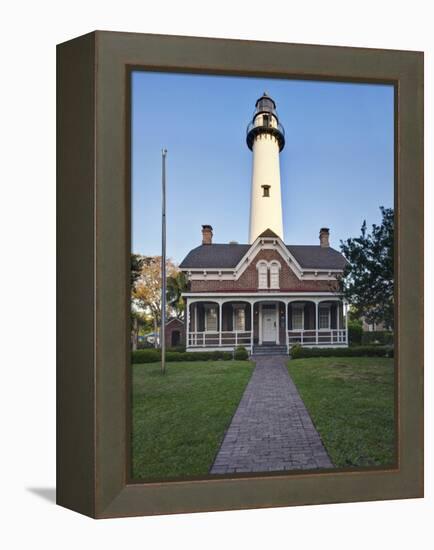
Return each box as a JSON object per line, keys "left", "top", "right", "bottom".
{"left": 131, "top": 71, "right": 394, "bottom": 264}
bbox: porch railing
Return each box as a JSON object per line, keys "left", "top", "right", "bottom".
{"left": 287, "top": 329, "right": 348, "bottom": 346}
{"left": 187, "top": 331, "right": 253, "bottom": 348}
{"left": 186, "top": 329, "right": 348, "bottom": 349}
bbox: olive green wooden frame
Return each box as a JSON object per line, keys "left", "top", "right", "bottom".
{"left": 57, "top": 31, "right": 423, "bottom": 518}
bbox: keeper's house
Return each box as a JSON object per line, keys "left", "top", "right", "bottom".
{"left": 179, "top": 93, "right": 349, "bottom": 354}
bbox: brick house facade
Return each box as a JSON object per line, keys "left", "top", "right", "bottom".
{"left": 180, "top": 227, "right": 349, "bottom": 353}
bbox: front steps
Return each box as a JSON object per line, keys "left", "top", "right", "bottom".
{"left": 252, "top": 344, "right": 288, "bottom": 356}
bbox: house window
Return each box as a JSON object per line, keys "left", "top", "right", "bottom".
{"left": 270, "top": 262, "right": 280, "bottom": 289}
{"left": 262, "top": 185, "right": 270, "bottom": 197}
{"left": 292, "top": 304, "right": 304, "bottom": 330}
{"left": 205, "top": 306, "right": 218, "bottom": 332}
{"left": 319, "top": 305, "right": 331, "bottom": 329}
{"left": 257, "top": 262, "right": 268, "bottom": 289}
{"left": 233, "top": 306, "right": 246, "bottom": 331}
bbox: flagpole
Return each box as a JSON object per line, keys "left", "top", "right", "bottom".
{"left": 161, "top": 149, "right": 167, "bottom": 375}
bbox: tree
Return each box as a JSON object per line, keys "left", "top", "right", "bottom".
{"left": 131, "top": 256, "right": 179, "bottom": 347}
{"left": 339, "top": 207, "right": 394, "bottom": 329}
{"left": 167, "top": 271, "right": 188, "bottom": 320}
{"left": 131, "top": 253, "right": 146, "bottom": 285}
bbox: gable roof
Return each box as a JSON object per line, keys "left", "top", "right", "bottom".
{"left": 258, "top": 228, "right": 280, "bottom": 238}
{"left": 180, "top": 243, "right": 250, "bottom": 269}
{"left": 180, "top": 242, "right": 347, "bottom": 271}
{"left": 287, "top": 245, "right": 348, "bottom": 270}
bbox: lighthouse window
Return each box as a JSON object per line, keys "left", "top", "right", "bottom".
{"left": 262, "top": 185, "right": 270, "bottom": 197}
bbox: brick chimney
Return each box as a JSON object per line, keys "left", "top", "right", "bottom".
{"left": 319, "top": 227, "right": 330, "bottom": 247}
{"left": 202, "top": 225, "right": 213, "bottom": 245}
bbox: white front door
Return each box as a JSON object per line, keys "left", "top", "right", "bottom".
{"left": 262, "top": 308, "right": 277, "bottom": 343}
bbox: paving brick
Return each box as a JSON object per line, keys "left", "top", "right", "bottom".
{"left": 209, "top": 355, "right": 333, "bottom": 474}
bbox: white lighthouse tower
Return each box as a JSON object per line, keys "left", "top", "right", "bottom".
{"left": 247, "top": 92, "right": 285, "bottom": 243}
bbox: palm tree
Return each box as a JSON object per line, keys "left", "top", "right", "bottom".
{"left": 167, "top": 271, "right": 188, "bottom": 320}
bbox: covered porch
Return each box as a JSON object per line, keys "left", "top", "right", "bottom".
{"left": 185, "top": 296, "right": 349, "bottom": 352}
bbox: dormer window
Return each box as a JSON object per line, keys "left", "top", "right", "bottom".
{"left": 262, "top": 185, "right": 270, "bottom": 197}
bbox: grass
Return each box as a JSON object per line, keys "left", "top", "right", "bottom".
{"left": 288, "top": 357, "right": 395, "bottom": 469}
{"left": 132, "top": 360, "right": 254, "bottom": 480}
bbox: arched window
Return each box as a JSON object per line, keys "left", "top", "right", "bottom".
{"left": 269, "top": 261, "right": 281, "bottom": 289}
{"left": 257, "top": 261, "right": 268, "bottom": 289}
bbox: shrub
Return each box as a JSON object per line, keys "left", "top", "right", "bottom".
{"left": 167, "top": 345, "right": 186, "bottom": 353}
{"left": 234, "top": 346, "right": 249, "bottom": 360}
{"left": 132, "top": 349, "right": 234, "bottom": 364}
{"left": 290, "top": 345, "right": 394, "bottom": 359}
{"left": 361, "top": 331, "right": 394, "bottom": 346}
{"left": 132, "top": 349, "right": 161, "bottom": 363}
{"left": 348, "top": 320, "right": 363, "bottom": 346}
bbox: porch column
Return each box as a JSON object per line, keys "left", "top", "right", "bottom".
{"left": 186, "top": 299, "right": 190, "bottom": 347}
{"left": 194, "top": 303, "right": 198, "bottom": 345}
{"left": 315, "top": 301, "right": 319, "bottom": 345}
{"left": 285, "top": 301, "right": 289, "bottom": 351}
{"left": 336, "top": 301, "right": 340, "bottom": 343}
{"left": 276, "top": 302, "right": 280, "bottom": 344}
{"left": 345, "top": 301, "right": 349, "bottom": 345}
{"left": 218, "top": 300, "right": 222, "bottom": 347}
{"left": 250, "top": 301, "right": 254, "bottom": 353}
{"left": 259, "top": 303, "right": 263, "bottom": 345}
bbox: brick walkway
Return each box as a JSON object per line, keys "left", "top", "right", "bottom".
{"left": 210, "top": 355, "right": 333, "bottom": 474}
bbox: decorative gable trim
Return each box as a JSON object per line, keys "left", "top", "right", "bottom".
{"left": 234, "top": 235, "right": 303, "bottom": 280}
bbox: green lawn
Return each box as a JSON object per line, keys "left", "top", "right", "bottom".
{"left": 288, "top": 357, "right": 396, "bottom": 469}
{"left": 132, "top": 360, "right": 254, "bottom": 480}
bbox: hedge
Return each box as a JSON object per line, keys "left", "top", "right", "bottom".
{"left": 348, "top": 320, "right": 363, "bottom": 345}
{"left": 132, "top": 349, "right": 234, "bottom": 364}
{"left": 290, "top": 344, "right": 394, "bottom": 359}
{"left": 361, "top": 331, "right": 394, "bottom": 346}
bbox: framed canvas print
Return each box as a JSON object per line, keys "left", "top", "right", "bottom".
{"left": 57, "top": 31, "right": 423, "bottom": 518}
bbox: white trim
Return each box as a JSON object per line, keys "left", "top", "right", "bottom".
{"left": 233, "top": 235, "right": 304, "bottom": 278}
{"left": 182, "top": 291, "right": 344, "bottom": 299}
{"left": 185, "top": 270, "right": 341, "bottom": 281}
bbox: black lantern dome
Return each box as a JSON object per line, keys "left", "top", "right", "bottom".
{"left": 246, "top": 92, "right": 285, "bottom": 151}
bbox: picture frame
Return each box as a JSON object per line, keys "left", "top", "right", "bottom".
{"left": 57, "top": 30, "right": 423, "bottom": 518}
